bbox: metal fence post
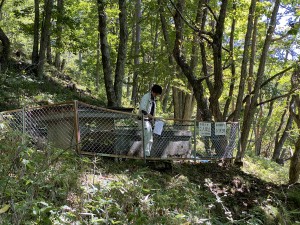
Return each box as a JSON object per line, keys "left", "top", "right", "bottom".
{"left": 237, "top": 121, "right": 241, "bottom": 159}
{"left": 194, "top": 119, "right": 197, "bottom": 163}
{"left": 74, "top": 100, "right": 80, "bottom": 154}
{"left": 22, "top": 107, "right": 26, "bottom": 144}
{"left": 142, "top": 114, "right": 146, "bottom": 163}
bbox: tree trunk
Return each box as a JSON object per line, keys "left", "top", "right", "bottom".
{"left": 54, "top": 0, "right": 64, "bottom": 69}
{"left": 38, "top": 0, "right": 54, "bottom": 79}
{"left": 0, "top": 26, "right": 10, "bottom": 70}
{"left": 172, "top": 0, "right": 199, "bottom": 121}
{"left": 114, "top": 0, "right": 128, "bottom": 107}
{"left": 78, "top": 51, "right": 82, "bottom": 71}
{"left": 158, "top": 0, "right": 174, "bottom": 112}
{"left": 210, "top": 0, "right": 228, "bottom": 122}
{"left": 233, "top": 0, "right": 256, "bottom": 121}
{"left": 131, "top": 0, "right": 141, "bottom": 106}
{"left": 46, "top": 33, "right": 52, "bottom": 64}
{"left": 255, "top": 101, "right": 274, "bottom": 156}
{"left": 173, "top": 86, "right": 181, "bottom": 119}
{"left": 288, "top": 67, "right": 300, "bottom": 183}
{"left": 32, "top": 0, "right": 39, "bottom": 66}
{"left": 173, "top": 0, "right": 211, "bottom": 122}
{"left": 223, "top": 0, "right": 236, "bottom": 120}
{"left": 126, "top": 23, "right": 135, "bottom": 99}
{"left": 0, "top": 0, "right": 5, "bottom": 13}
{"left": 60, "top": 58, "right": 66, "bottom": 71}
{"left": 244, "top": 15, "right": 258, "bottom": 120}
{"left": 289, "top": 137, "right": 300, "bottom": 184}
{"left": 236, "top": 0, "right": 280, "bottom": 162}
{"left": 97, "top": 0, "right": 117, "bottom": 107}
{"left": 95, "top": 33, "right": 100, "bottom": 92}
{"left": 272, "top": 111, "right": 293, "bottom": 162}
{"left": 0, "top": 0, "right": 9, "bottom": 70}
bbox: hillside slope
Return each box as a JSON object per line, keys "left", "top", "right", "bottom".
{"left": 0, "top": 59, "right": 104, "bottom": 112}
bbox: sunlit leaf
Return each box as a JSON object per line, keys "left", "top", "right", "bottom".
{"left": 0, "top": 204, "right": 10, "bottom": 214}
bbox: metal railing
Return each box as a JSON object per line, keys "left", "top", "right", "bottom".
{"left": 0, "top": 101, "right": 240, "bottom": 161}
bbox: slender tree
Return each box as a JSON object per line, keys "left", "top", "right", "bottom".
{"left": 209, "top": 0, "right": 228, "bottom": 121}
{"left": 37, "top": 0, "right": 54, "bottom": 79}
{"left": 131, "top": 0, "right": 142, "bottom": 106}
{"left": 32, "top": 0, "right": 39, "bottom": 66}
{"left": 223, "top": 0, "right": 236, "bottom": 120}
{"left": 0, "top": 27, "right": 10, "bottom": 70}
{"left": 54, "top": 0, "right": 64, "bottom": 70}
{"left": 97, "top": 0, "right": 117, "bottom": 107}
{"left": 233, "top": 0, "right": 257, "bottom": 122}
{"left": 289, "top": 66, "right": 300, "bottom": 184}
{"left": 173, "top": 0, "right": 211, "bottom": 121}
{"left": 95, "top": 33, "right": 101, "bottom": 92}
{"left": 114, "top": 0, "right": 128, "bottom": 107}
{"left": 272, "top": 100, "right": 293, "bottom": 163}
{"left": 158, "top": 0, "right": 174, "bottom": 112}
{"left": 46, "top": 33, "right": 52, "bottom": 64}
{"left": 97, "top": 0, "right": 128, "bottom": 107}
{"left": 0, "top": 0, "right": 10, "bottom": 70}
{"left": 236, "top": 0, "right": 281, "bottom": 162}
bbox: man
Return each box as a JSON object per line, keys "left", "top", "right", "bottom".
{"left": 139, "top": 84, "right": 162, "bottom": 157}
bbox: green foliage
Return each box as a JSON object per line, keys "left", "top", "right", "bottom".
{"left": 80, "top": 164, "right": 212, "bottom": 224}
{"left": 287, "top": 185, "right": 300, "bottom": 209}
{"left": 242, "top": 155, "right": 289, "bottom": 184}
{"left": 0, "top": 130, "right": 298, "bottom": 224}
{"left": 0, "top": 129, "right": 88, "bottom": 224}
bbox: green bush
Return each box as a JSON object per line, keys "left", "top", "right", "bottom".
{"left": 0, "top": 129, "right": 87, "bottom": 224}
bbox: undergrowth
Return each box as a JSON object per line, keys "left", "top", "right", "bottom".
{"left": 242, "top": 155, "right": 289, "bottom": 184}
{"left": 0, "top": 129, "right": 87, "bottom": 224}
{"left": 0, "top": 62, "right": 104, "bottom": 112}
{"left": 0, "top": 128, "right": 298, "bottom": 224}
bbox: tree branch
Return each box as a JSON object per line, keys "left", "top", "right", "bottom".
{"left": 0, "top": 0, "right": 5, "bottom": 12}
{"left": 227, "top": 66, "right": 295, "bottom": 121}
{"left": 243, "top": 65, "right": 294, "bottom": 103}
{"left": 204, "top": 3, "right": 218, "bottom": 22}
{"left": 290, "top": 95, "right": 300, "bottom": 127}
{"left": 199, "top": 74, "right": 213, "bottom": 82}
{"left": 168, "top": 0, "right": 213, "bottom": 37}
{"left": 198, "top": 63, "right": 231, "bottom": 82}
{"left": 271, "top": 32, "right": 289, "bottom": 42}
{"left": 256, "top": 89, "right": 297, "bottom": 106}
{"left": 260, "top": 65, "right": 294, "bottom": 88}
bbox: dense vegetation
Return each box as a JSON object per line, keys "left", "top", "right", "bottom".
{"left": 1, "top": 128, "right": 300, "bottom": 224}
{"left": 1, "top": 0, "right": 300, "bottom": 223}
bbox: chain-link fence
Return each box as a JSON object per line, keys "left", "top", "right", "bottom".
{"left": 0, "top": 101, "right": 240, "bottom": 161}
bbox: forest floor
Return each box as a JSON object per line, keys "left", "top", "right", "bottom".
{"left": 78, "top": 157, "right": 300, "bottom": 224}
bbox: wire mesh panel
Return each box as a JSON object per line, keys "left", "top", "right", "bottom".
{"left": 1, "top": 103, "right": 76, "bottom": 150}
{"left": 150, "top": 121, "right": 194, "bottom": 159}
{"left": 1, "top": 109, "right": 24, "bottom": 133}
{"left": 77, "top": 102, "right": 140, "bottom": 156}
{"left": 0, "top": 102, "right": 239, "bottom": 161}
{"left": 195, "top": 122, "right": 239, "bottom": 158}
{"left": 25, "top": 103, "right": 76, "bottom": 149}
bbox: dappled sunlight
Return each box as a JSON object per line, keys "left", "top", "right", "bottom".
{"left": 242, "top": 155, "right": 290, "bottom": 184}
